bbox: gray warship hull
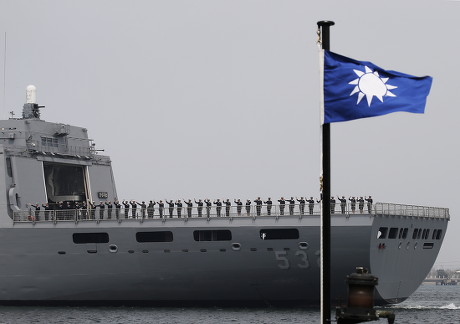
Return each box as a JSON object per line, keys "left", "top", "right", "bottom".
{"left": 0, "top": 88, "right": 450, "bottom": 305}
{"left": 2, "top": 208, "right": 449, "bottom": 305}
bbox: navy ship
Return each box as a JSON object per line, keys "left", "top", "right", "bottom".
{"left": 0, "top": 86, "right": 449, "bottom": 305}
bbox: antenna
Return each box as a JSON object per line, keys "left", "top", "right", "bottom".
{"left": 2, "top": 32, "right": 6, "bottom": 117}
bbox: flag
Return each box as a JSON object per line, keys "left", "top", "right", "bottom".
{"left": 321, "top": 50, "right": 433, "bottom": 123}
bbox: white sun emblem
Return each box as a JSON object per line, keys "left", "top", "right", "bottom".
{"left": 349, "top": 66, "right": 397, "bottom": 106}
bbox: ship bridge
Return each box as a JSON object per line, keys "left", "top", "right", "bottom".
{"left": 0, "top": 86, "right": 117, "bottom": 222}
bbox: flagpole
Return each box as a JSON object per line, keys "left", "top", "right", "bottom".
{"left": 317, "top": 20, "right": 334, "bottom": 324}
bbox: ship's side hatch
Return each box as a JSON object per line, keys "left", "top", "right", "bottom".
{"left": 43, "top": 162, "right": 87, "bottom": 203}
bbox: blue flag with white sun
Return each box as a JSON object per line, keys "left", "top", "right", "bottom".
{"left": 323, "top": 50, "right": 433, "bottom": 123}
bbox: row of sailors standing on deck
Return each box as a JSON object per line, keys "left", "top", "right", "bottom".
{"left": 330, "top": 196, "right": 373, "bottom": 214}
{"left": 29, "top": 196, "right": 373, "bottom": 220}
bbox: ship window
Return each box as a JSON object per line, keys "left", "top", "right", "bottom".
{"left": 41, "top": 136, "right": 59, "bottom": 148}
{"left": 424, "top": 229, "right": 430, "bottom": 240}
{"left": 73, "top": 232, "right": 109, "bottom": 244}
{"left": 402, "top": 228, "right": 408, "bottom": 239}
{"left": 417, "top": 228, "right": 422, "bottom": 239}
{"left": 259, "top": 228, "right": 299, "bottom": 240}
{"left": 436, "top": 229, "right": 443, "bottom": 240}
{"left": 432, "top": 229, "right": 438, "bottom": 240}
{"left": 136, "top": 231, "right": 173, "bottom": 242}
{"left": 412, "top": 228, "right": 419, "bottom": 240}
{"left": 377, "top": 227, "right": 388, "bottom": 239}
{"left": 388, "top": 227, "right": 398, "bottom": 239}
{"left": 193, "top": 230, "right": 232, "bottom": 241}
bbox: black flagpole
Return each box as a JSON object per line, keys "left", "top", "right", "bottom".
{"left": 317, "top": 20, "right": 334, "bottom": 324}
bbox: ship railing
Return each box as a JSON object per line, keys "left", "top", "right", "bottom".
{"left": 12, "top": 202, "right": 449, "bottom": 223}
{"left": 373, "top": 202, "right": 450, "bottom": 220}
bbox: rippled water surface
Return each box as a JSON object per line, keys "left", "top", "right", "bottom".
{"left": 0, "top": 284, "right": 458, "bottom": 323}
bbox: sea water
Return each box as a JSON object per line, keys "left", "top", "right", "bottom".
{"left": 0, "top": 284, "right": 458, "bottom": 324}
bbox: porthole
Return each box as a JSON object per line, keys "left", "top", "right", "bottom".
{"left": 414, "top": 242, "right": 418, "bottom": 250}
{"left": 109, "top": 244, "right": 118, "bottom": 253}
{"left": 398, "top": 242, "right": 402, "bottom": 249}
{"left": 232, "top": 243, "right": 241, "bottom": 251}
{"left": 299, "top": 242, "right": 309, "bottom": 250}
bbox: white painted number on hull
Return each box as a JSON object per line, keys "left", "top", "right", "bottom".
{"left": 275, "top": 250, "right": 310, "bottom": 270}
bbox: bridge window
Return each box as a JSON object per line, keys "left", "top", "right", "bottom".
{"left": 73, "top": 232, "right": 109, "bottom": 244}
{"left": 136, "top": 231, "right": 173, "bottom": 242}
{"left": 193, "top": 230, "right": 232, "bottom": 241}
{"left": 41, "top": 136, "right": 59, "bottom": 147}
{"left": 260, "top": 228, "right": 299, "bottom": 240}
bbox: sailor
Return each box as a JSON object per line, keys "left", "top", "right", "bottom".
{"left": 349, "top": 197, "right": 356, "bottom": 214}
{"left": 137, "top": 201, "right": 147, "bottom": 218}
{"left": 234, "top": 199, "right": 243, "bottom": 216}
{"left": 42, "top": 202, "right": 51, "bottom": 220}
{"left": 223, "top": 199, "right": 231, "bottom": 217}
{"left": 264, "top": 198, "right": 273, "bottom": 215}
{"left": 306, "top": 197, "right": 315, "bottom": 215}
{"left": 130, "top": 200, "right": 138, "bottom": 218}
{"left": 245, "top": 199, "right": 251, "bottom": 216}
{"left": 88, "top": 201, "right": 97, "bottom": 220}
{"left": 338, "top": 196, "right": 347, "bottom": 214}
{"left": 205, "top": 199, "right": 212, "bottom": 218}
{"left": 330, "top": 197, "right": 336, "bottom": 214}
{"left": 74, "top": 201, "right": 81, "bottom": 220}
{"left": 278, "top": 197, "right": 286, "bottom": 215}
{"left": 254, "top": 197, "right": 262, "bottom": 216}
{"left": 184, "top": 199, "right": 193, "bottom": 218}
{"left": 157, "top": 200, "right": 164, "bottom": 218}
{"left": 122, "top": 200, "right": 130, "bottom": 219}
{"left": 175, "top": 200, "right": 183, "bottom": 218}
{"left": 98, "top": 202, "right": 105, "bottom": 219}
{"left": 166, "top": 200, "right": 174, "bottom": 218}
{"left": 31, "top": 203, "right": 41, "bottom": 221}
{"left": 114, "top": 200, "right": 122, "bottom": 219}
{"left": 214, "top": 199, "right": 222, "bottom": 217}
{"left": 105, "top": 201, "right": 113, "bottom": 219}
{"left": 365, "top": 196, "right": 373, "bottom": 213}
{"left": 81, "top": 201, "right": 88, "bottom": 220}
{"left": 358, "top": 197, "right": 365, "bottom": 213}
{"left": 147, "top": 200, "right": 155, "bottom": 218}
{"left": 297, "top": 197, "right": 306, "bottom": 215}
{"left": 195, "top": 199, "right": 204, "bottom": 217}
{"left": 286, "top": 197, "right": 296, "bottom": 215}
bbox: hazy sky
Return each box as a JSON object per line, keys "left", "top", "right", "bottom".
{"left": 1, "top": 0, "right": 459, "bottom": 268}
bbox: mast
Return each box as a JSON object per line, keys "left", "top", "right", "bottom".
{"left": 317, "top": 20, "right": 334, "bottom": 324}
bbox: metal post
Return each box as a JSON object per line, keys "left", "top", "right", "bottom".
{"left": 317, "top": 20, "right": 334, "bottom": 324}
